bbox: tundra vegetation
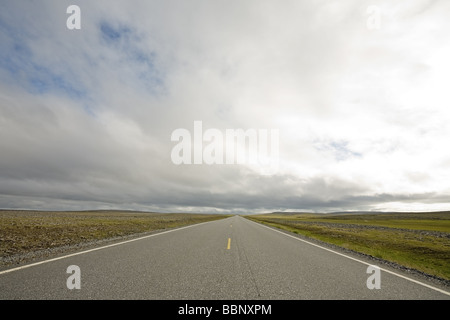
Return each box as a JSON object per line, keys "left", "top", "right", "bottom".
{"left": 0, "top": 210, "right": 229, "bottom": 267}
{"left": 246, "top": 211, "right": 450, "bottom": 281}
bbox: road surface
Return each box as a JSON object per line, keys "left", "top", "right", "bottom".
{"left": 0, "top": 215, "right": 449, "bottom": 299}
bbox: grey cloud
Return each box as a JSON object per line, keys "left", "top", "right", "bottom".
{"left": 0, "top": 0, "right": 449, "bottom": 213}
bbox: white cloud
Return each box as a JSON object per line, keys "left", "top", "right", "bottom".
{"left": 0, "top": 0, "right": 449, "bottom": 213}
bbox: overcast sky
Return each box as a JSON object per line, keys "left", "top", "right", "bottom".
{"left": 1, "top": 0, "right": 449, "bottom": 213}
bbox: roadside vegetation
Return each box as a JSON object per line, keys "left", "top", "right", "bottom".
{"left": 246, "top": 211, "right": 450, "bottom": 281}
{"left": 0, "top": 210, "right": 229, "bottom": 264}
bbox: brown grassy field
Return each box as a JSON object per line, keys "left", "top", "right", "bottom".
{"left": 0, "top": 210, "right": 230, "bottom": 266}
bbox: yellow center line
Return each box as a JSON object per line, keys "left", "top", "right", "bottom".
{"left": 227, "top": 238, "right": 231, "bottom": 250}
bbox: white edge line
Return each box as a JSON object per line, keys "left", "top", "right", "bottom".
{"left": 0, "top": 218, "right": 228, "bottom": 276}
{"left": 244, "top": 217, "right": 450, "bottom": 296}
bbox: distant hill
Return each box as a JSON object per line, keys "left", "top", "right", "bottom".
{"left": 270, "top": 211, "right": 317, "bottom": 215}
{"left": 270, "top": 210, "right": 450, "bottom": 215}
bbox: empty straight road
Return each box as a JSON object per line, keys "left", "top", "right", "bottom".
{"left": 0, "top": 215, "right": 449, "bottom": 299}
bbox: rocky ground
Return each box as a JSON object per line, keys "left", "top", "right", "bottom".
{"left": 0, "top": 210, "right": 228, "bottom": 270}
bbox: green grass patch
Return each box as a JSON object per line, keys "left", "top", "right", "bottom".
{"left": 246, "top": 211, "right": 450, "bottom": 280}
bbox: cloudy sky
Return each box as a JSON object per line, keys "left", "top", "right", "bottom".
{"left": 1, "top": 0, "right": 449, "bottom": 213}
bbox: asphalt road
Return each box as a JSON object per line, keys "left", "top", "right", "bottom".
{"left": 0, "top": 215, "right": 449, "bottom": 299}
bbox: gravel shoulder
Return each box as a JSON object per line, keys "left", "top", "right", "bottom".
{"left": 246, "top": 217, "right": 450, "bottom": 290}
{"left": 0, "top": 227, "right": 177, "bottom": 271}
{"left": 0, "top": 210, "right": 229, "bottom": 271}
